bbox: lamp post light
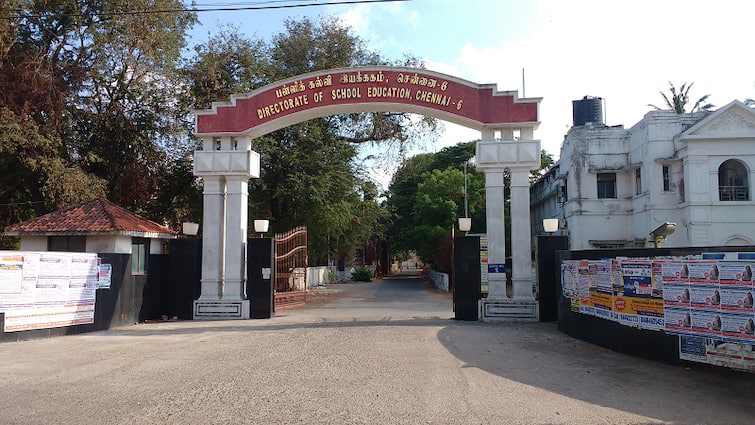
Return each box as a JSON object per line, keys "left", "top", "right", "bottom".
{"left": 542, "top": 218, "right": 559, "bottom": 234}
{"left": 182, "top": 222, "right": 199, "bottom": 237}
{"left": 253, "top": 219, "right": 269, "bottom": 237}
{"left": 459, "top": 156, "right": 476, "bottom": 235}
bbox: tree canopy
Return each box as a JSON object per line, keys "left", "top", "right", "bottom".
{"left": 386, "top": 143, "right": 553, "bottom": 272}
{"left": 648, "top": 81, "right": 714, "bottom": 114}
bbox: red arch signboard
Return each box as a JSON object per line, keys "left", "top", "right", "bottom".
{"left": 194, "top": 66, "right": 540, "bottom": 136}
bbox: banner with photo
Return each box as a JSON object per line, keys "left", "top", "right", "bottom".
{"left": 562, "top": 257, "right": 755, "bottom": 338}
{"left": 662, "top": 259, "right": 755, "bottom": 345}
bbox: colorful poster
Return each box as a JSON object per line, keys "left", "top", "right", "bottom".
{"left": 687, "top": 261, "right": 719, "bottom": 284}
{"left": 719, "top": 286, "right": 755, "bottom": 313}
{"left": 97, "top": 263, "right": 113, "bottom": 289}
{"left": 680, "top": 336, "right": 755, "bottom": 372}
{"left": 620, "top": 261, "right": 653, "bottom": 297}
{"left": 479, "top": 237, "right": 488, "bottom": 293}
{"left": 718, "top": 261, "right": 754, "bottom": 285}
{"left": 613, "top": 261, "right": 664, "bottom": 330}
{"left": 663, "top": 283, "right": 691, "bottom": 307}
{"left": 661, "top": 261, "right": 689, "bottom": 283}
{"left": 0, "top": 255, "right": 24, "bottom": 294}
{"left": 720, "top": 313, "right": 755, "bottom": 343}
{"left": 689, "top": 285, "right": 721, "bottom": 309}
{"left": 689, "top": 310, "right": 723, "bottom": 337}
{"left": 665, "top": 307, "right": 693, "bottom": 333}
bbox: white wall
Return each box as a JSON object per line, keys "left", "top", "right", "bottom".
{"left": 556, "top": 103, "right": 755, "bottom": 250}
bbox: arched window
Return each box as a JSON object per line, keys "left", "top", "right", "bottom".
{"left": 718, "top": 159, "right": 749, "bottom": 201}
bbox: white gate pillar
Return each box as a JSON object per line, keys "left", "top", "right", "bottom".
{"left": 476, "top": 129, "right": 540, "bottom": 321}
{"left": 193, "top": 136, "right": 260, "bottom": 319}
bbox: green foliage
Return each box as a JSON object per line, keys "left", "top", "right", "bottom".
{"left": 183, "top": 18, "right": 418, "bottom": 263}
{"left": 351, "top": 267, "right": 373, "bottom": 282}
{"left": 648, "top": 81, "right": 714, "bottom": 114}
{"left": 406, "top": 225, "right": 452, "bottom": 272}
{"left": 387, "top": 141, "right": 554, "bottom": 270}
{"left": 0, "top": 1, "right": 198, "bottom": 228}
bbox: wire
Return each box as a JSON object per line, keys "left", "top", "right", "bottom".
{"left": 4, "top": 0, "right": 410, "bottom": 19}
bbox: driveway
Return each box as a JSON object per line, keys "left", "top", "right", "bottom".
{"left": 0, "top": 270, "right": 752, "bottom": 424}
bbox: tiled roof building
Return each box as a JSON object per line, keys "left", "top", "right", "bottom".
{"left": 4, "top": 198, "right": 176, "bottom": 238}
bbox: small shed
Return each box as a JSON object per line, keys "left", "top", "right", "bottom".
{"left": 3, "top": 198, "right": 177, "bottom": 334}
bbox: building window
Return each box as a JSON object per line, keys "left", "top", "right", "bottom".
{"left": 48, "top": 236, "right": 86, "bottom": 252}
{"left": 597, "top": 173, "right": 616, "bottom": 199}
{"left": 635, "top": 168, "right": 642, "bottom": 195}
{"left": 662, "top": 165, "right": 671, "bottom": 192}
{"left": 718, "top": 159, "right": 749, "bottom": 201}
{"left": 131, "top": 238, "right": 148, "bottom": 275}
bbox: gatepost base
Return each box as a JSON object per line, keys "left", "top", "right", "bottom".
{"left": 480, "top": 299, "right": 539, "bottom": 322}
{"left": 193, "top": 300, "right": 250, "bottom": 320}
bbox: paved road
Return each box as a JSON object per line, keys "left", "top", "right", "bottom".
{"left": 0, "top": 270, "right": 753, "bottom": 424}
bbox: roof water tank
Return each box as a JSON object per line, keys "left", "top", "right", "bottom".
{"left": 572, "top": 96, "right": 604, "bottom": 126}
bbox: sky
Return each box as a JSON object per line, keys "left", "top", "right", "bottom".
{"left": 186, "top": 0, "right": 755, "bottom": 188}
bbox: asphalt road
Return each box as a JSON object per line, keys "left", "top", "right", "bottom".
{"left": 0, "top": 270, "right": 753, "bottom": 425}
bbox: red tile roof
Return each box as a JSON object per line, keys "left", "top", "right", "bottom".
{"left": 3, "top": 198, "right": 177, "bottom": 238}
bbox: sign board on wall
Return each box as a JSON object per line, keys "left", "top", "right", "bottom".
{"left": 0, "top": 251, "right": 99, "bottom": 332}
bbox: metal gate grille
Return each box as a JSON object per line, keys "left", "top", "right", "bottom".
{"left": 274, "top": 226, "right": 308, "bottom": 310}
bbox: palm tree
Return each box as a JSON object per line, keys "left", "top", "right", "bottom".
{"left": 648, "top": 81, "right": 714, "bottom": 113}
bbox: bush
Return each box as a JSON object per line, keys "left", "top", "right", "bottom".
{"left": 351, "top": 267, "right": 372, "bottom": 282}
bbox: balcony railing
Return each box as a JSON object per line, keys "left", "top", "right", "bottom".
{"left": 719, "top": 186, "right": 750, "bottom": 201}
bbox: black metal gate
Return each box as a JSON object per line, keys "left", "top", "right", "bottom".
{"left": 274, "top": 226, "right": 308, "bottom": 310}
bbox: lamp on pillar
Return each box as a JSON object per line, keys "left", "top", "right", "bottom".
{"left": 537, "top": 217, "right": 569, "bottom": 322}
{"left": 182, "top": 222, "right": 199, "bottom": 237}
{"left": 542, "top": 218, "right": 559, "bottom": 234}
{"left": 254, "top": 219, "right": 270, "bottom": 237}
{"left": 459, "top": 156, "right": 476, "bottom": 234}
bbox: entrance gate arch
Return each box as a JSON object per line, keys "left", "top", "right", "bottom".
{"left": 191, "top": 66, "right": 542, "bottom": 321}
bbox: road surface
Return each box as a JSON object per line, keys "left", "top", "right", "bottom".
{"left": 0, "top": 270, "right": 752, "bottom": 424}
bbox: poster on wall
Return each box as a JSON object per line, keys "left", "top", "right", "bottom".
{"left": 0, "top": 251, "right": 98, "bottom": 332}
{"left": 680, "top": 335, "right": 755, "bottom": 372}
{"left": 479, "top": 237, "right": 488, "bottom": 294}
{"left": 0, "top": 254, "right": 24, "bottom": 294}
{"left": 663, "top": 259, "right": 755, "bottom": 345}
{"left": 612, "top": 260, "right": 665, "bottom": 330}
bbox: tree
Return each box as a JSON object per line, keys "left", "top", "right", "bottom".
{"left": 0, "top": 1, "right": 198, "bottom": 234}
{"left": 648, "top": 81, "right": 714, "bottom": 113}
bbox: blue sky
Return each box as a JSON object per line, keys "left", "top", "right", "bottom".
{"left": 187, "top": 0, "right": 755, "bottom": 187}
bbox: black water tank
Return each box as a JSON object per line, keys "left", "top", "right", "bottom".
{"left": 572, "top": 96, "right": 604, "bottom": 126}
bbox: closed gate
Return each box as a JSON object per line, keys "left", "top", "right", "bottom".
{"left": 274, "top": 226, "right": 308, "bottom": 310}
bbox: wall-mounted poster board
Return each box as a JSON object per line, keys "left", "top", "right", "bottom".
{"left": 0, "top": 251, "right": 99, "bottom": 332}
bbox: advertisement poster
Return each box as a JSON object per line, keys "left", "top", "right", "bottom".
{"left": 561, "top": 260, "right": 579, "bottom": 300}
{"left": 687, "top": 261, "right": 719, "bottom": 284}
{"left": 680, "top": 335, "right": 755, "bottom": 372}
{"left": 587, "top": 261, "right": 614, "bottom": 321}
{"left": 479, "top": 237, "right": 488, "bottom": 294}
{"left": 614, "top": 261, "right": 664, "bottom": 330}
{"left": 718, "top": 261, "right": 754, "bottom": 284}
{"left": 0, "top": 255, "right": 24, "bottom": 294}
{"left": 97, "top": 263, "right": 113, "bottom": 290}
{"left": 0, "top": 251, "right": 98, "bottom": 332}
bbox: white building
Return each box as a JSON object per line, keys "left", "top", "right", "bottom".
{"left": 533, "top": 100, "right": 755, "bottom": 249}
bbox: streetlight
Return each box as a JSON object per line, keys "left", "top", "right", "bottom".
{"left": 542, "top": 218, "right": 559, "bottom": 234}
{"left": 254, "top": 219, "right": 270, "bottom": 237}
{"left": 182, "top": 222, "right": 199, "bottom": 236}
{"left": 458, "top": 156, "right": 476, "bottom": 234}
